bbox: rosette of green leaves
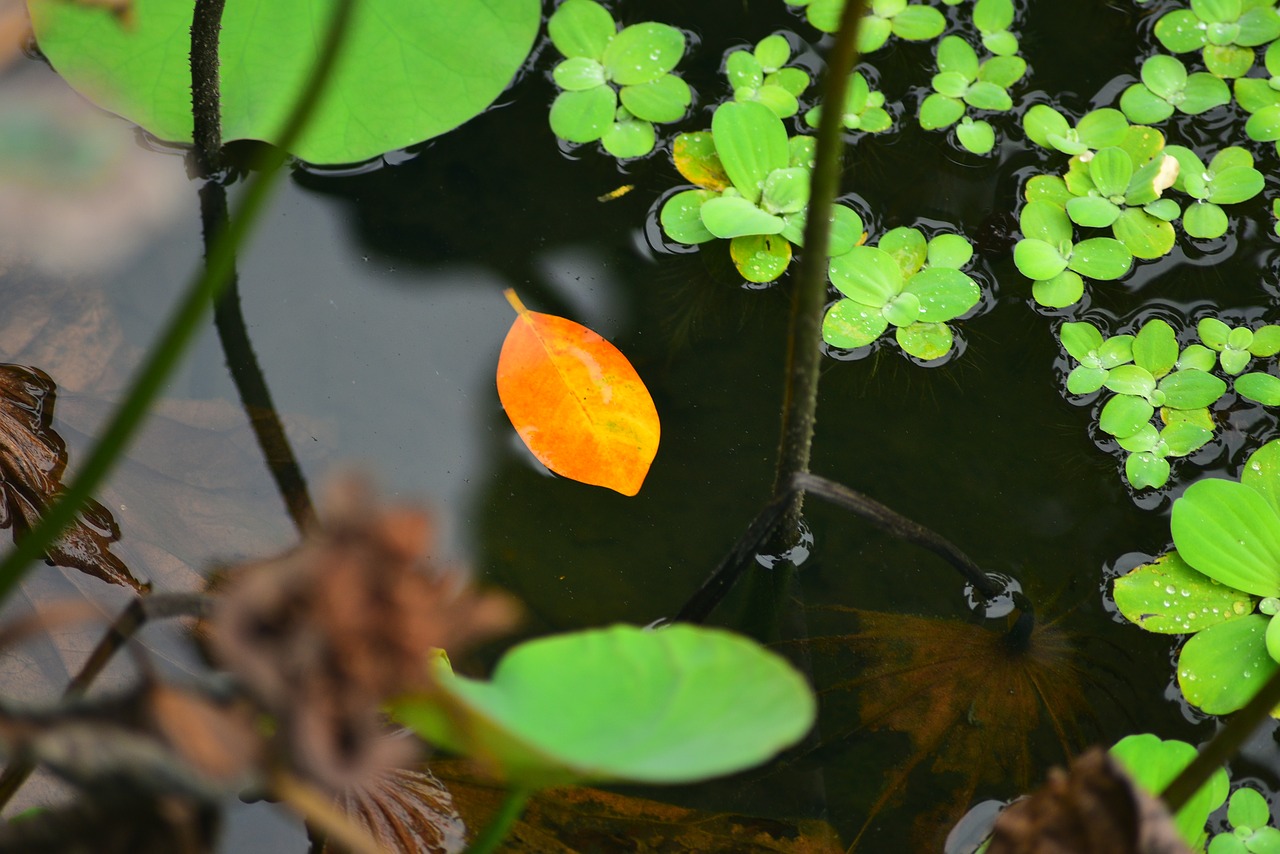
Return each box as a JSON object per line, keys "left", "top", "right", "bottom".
{"left": 1057, "top": 145, "right": 1182, "bottom": 260}
{"left": 974, "top": 0, "right": 1019, "bottom": 56}
{"left": 1092, "top": 319, "right": 1223, "bottom": 488}
{"left": 1208, "top": 787, "right": 1280, "bottom": 854}
{"left": 823, "top": 227, "right": 980, "bottom": 360}
{"left": 1234, "top": 40, "right": 1280, "bottom": 115}
{"left": 548, "top": 0, "right": 690, "bottom": 158}
{"left": 725, "top": 34, "right": 811, "bottom": 119}
{"left": 1060, "top": 321, "right": 1136, "bottom": 394}
{"left": 785, "top": 0, "right": 945, "bottom": 49}
{"left": 920, "top": 36, "right": 1026, "bottom": 154}
{"left": 1013, "top": 200, "right": 1133, "bottom": 308}
{"left": 1022, "top": 105, "right": 1130, "bottom": 156}
{"left": 1154, "top": 0, "right": 1280, "bottom": 79}
{"left": 1120, "top": 54, "right": 1232, "bottom": 124}
{"left": 1163, "top": 145, "right": 1265, "bottom": 239}
{"left": 1194, "top": 318, "right": 1280, "bottom": 404}
{"left": 1150, "top": 439, "right": 1280, "bottom": 713}
{"left": 658, "top": 103, "right": 864, "bottom": 283}
{"left": 804, "top": 72, "right": 893, "bottom": 134}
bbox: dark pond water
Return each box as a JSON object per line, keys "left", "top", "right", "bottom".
{"left": 5, "top": 0, "right": 1280, "bottom": 849}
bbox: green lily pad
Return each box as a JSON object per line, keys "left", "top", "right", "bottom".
{"left": 28, "top": 0, "right": 541, "bottom": 165}
{"left": 1173, "top": 478, "right": 1280, "bottom": 597}
{"left": 896, "top": 322, "right": 954, "bottom": 361}
{"left": 823, "top": 299, "right": 890, "bottom": 349}
{"left": 1178, "top": 614, "right": 1280, "bottom": 715}
{"left": 392, "top": 624, "right": 816, "bottom": 788}
{"left": 1115, "top": 551, "right": 1257, "bottom": 634}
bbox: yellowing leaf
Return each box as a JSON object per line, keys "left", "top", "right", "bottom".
{"left": 497, "top": 290, "right": 660, "bottom": 496}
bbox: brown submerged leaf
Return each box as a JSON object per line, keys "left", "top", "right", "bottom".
{"left": 325, "top": 763, "right": 468, "bottom": 854}
{"left": 0, "top": 364, "right": 140, "bottom": 591}
{"left": 804, "top": 608, "right": 1089, "bottom": 851}
{"left": 431, "top": 758, "right": 845, "bottom": 854}
{"left": 205, "top": 476, "right": 519, "bottom": 791}
{"left": 986, "top": 747, "right": 1191, "bottom": 854}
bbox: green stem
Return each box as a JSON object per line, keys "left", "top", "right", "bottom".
{"left": 770, "top": 0, "right": 867, "bottom": 515}
{"left": 0, "top": 0, "right": 356, "bottom": 605}
{"left": 466, "top": 787, "right": 531, "bottom": 854}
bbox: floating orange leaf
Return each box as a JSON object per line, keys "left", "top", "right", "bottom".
{"left": 496, "top": 290, "right": 660, "bottom": 496}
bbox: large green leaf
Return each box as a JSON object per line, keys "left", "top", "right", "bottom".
{"left": 712, "top": 101, "right": 790, "bottom": 204}
{"left": 548, "top": 0, "right": 615, "bottom": 59}
{"left": 392, "top": 624, "right": 816, "bottom": 789}
{"left": 1178, "top": 615, "right": 1279, "bottom": 714}
{"left": 1114, "top": 551, "right": 1257, "bottom": 634}
{"left": 823, "top": 299, "right": 890, "bottom": 349}
{"left": 699, "top": 195, "right": 785, "bottom": 239}
{"left": 602, "top": 23, "right": 684, "bottom": 86}
{"left": 1172, "top": 479, "right": 1280, "bottom": 596}
{"left": 896, "top": 322, "right": 954, "bottom": 360}
{"left": 829, "top": 246, "right": 905, "bottom": 306}
{"left": 1241, "top": 440, "right": 1280, "bottom": 519}
{"left": 28, "top": 0, "right": 540, "bottom": 164}
{"left": 1133, "top": 319, "right": 1179, "bottom": 377}
{"left": 1112, "top": 208, "right": 1176, "bottom": 260}
{"left": 1159, "top": 368, "right": 1227, "bottom": 409}
{"left": 1110, "top": 734, "right": 1229, "bottom": 848}
{"left": 1099, "top": 394, "right": 1155, "bottom": 439}
{"left": 1067, "top": 238, "right": 1133, "bottom": 280}
{"left": 904, "top": 268, "right": 979, "bottom": 322}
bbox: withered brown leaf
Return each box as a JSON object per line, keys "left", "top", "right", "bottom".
{"left": 326, "top": 764, "right": 468, "bottom": 854}
{"left": 986, "top": 747, "right": 1192, "bottom": 854}
{"left": 205, "top": 476, "right": 519, "bottom": 791}
{"left": 0, "top": 364, "right": 141, "bottom": 592}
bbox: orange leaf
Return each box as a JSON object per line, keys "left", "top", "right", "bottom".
{"left": 496, "top": 290, "right": 660, "bottom": 496}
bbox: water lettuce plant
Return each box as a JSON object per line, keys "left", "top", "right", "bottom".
{"left": 26, "top": 0, "right": 540, "bottom": 164}
{"left": 1013, "top": 200, "right": 1133, "bottom": 308}
{"left": 973, "top": 0, "right": 1019, "bottom": 56}
{"left": 1120, "top": 54, "right": 1232, "bottom": 124}
{"left": 1197, "top": 318, "right": 1280, "bottom": 375}
{"left": 547, "top": 0, "right": 690, "bottom": 158}
{"left": 1023, "top": 105, "right": 1131, "bottom": 156}
{"left": 804, "top": 71, "right": 892, "bottom": 135}
{"left": 659, "top": 101, "right": 863, "bottom": 282}
{"left": 823, "top": 227, "right": 980, "bottom": 360}
{"left": 785, "top": 0, "right": 945, "bottom": 49}
{"left": 1110, "top": 733, "right": 1230, "bottom": 851}
{"left": 1153, "top": 0, "right": 1280, "bottom": 79}
{"left": 1162, "top": 145, "right": 1265, "bottom": 239}
{"left": 1114, "top": 440, "right": 1280, "bottom": 714}
{"left": 1208, "top": 786, "right": 1280, "bottom": 854}
{"left": 1058, "top": 142, "right": 1181, "bottom": 258}
{"left": 919, "top": 35, "right": 1026, "bottom": 155}
{"left": 724, "top": 34, "right": 811, "bottom": 119}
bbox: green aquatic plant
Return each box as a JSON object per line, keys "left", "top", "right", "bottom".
{"left": 1114, "top": 440, "right": 1280, "bottom": 714}
{"left": 822, "top": 227, "right": 980, "bottom": 360}
{"left": 1013, "top": 199, "right": 1133, "bottom": 308}
{"left": 1022, "top": 105, "right": 1131, "bottom": 156}
{"left": 25, "top": 0, "right": 540, "bottom": 164}
{"left": 973, "top": 0, "right": 1019, "bottom": 56}
{"left": 724, "top": 34, "right": 811, "bottom": 119}
{"left": 804, "top": 71, "right": 893, "bottom": 134}
{"left": 1163, "top": 145, "right": 1265, "bottom": 239}
{"left": 1208, "top": 786, "right": 1280, "bottom": 854}
{"left": 785, "top": 0, "right": 945, "bottom": 49}
{"left": 547, "top": 0, "right": 690, "bottom": 158}
{"left": 919, "top": 35, "right": 1026, "bottom": 154}
{"left": 1059, "top": 143, "right": 1181, "bottom": 258}
{"left": 1120, "top": 54, "right": 1232, "bottom": 124}
{"left": 659, "top": 102, "right": 863, "bottom": 282}
{"left": 1197, "top": 318, "right": 1280, "bottom": 375}
{"left": 1110, "top": 733, "right": 1230, "bottom": 851}
{"left": 1153, "top": 0, "right": 1280, "bottom": 79}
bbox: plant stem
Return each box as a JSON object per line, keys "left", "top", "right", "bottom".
{"left": 770, "top": 0, "right": 867, "bottom": 517}
{"left": 1160, "top": 665, "right": 1280, "bottom": 812}
{"left": 0, "top": 0, "right": 355, "bottom": 605}
{"left": 466, "top": 787, "right": 531, "bottom": 854}
{"left": 0, "top": 593, "right": 208, "bottom": 810}
{"left": 190, "top": 0, "right": 225, "bottom": 175}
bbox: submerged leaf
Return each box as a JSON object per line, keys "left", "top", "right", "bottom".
{"left": 327, "top": 765, "right": 468, "bottom": 854}
{"left": 497, "top": 290, "right": 661, "bottom": 496}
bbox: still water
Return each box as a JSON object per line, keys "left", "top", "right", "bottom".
{"left": 3, "top": 0, "right": 1280, "bottom": 849}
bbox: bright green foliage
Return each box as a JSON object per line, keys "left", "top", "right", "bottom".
{"left": 1163, "top": 145, "right": 1265, "bottom": 239}
{"left": 1022, "top": 105, "right": 1130, "bottom": 155}
{"left": 1208, "top": 787, "right": 1280, "bottom": 854}
{"left": 920, "top": 36, "right": 1026, "bottom": 154}
{"left": 1120, "top": 54, "right": 1231, "bottom": 123}
{"left": 1154, "top": 0, "right": 1280, "bottom": 79}
{"left": 1059, "top": 318, "right": 1225, "bottom": 489}
{"left": 973, "top": 0, "right": 1019, "bottom": 56}
{"left": 804, "top": 72, "right": 892, "bottom": 134}
{"left": 1143, "top": 439, "right": 1280, "bottom": 714}
{"left": 548, "top": 0, "right": 690, "bottom": 158}
{"left": 659, "top": 102, "right": 863, "bottom": 282}
{"left": 1013, "top": 200, "right": 1133, "bottom": 308}
{"left": 1197, "top": 318, "right": 1280, "bottom": 375}
{"left": 1110, "top": 734, "right": 1229, "bottom": 851}
{"left": 786, "top": 0, "right": 945, "bottom": 50}
{"left": 391, "top": 624, "right": 815, "bottom": 788}
{"left": 1115, "top": 551, "right": 1257, "bottom": 634}
{"left": 824, "top": 227, "right": 980, "bottom": 360}
{"left": 1059, "top": 144, "right": 1181, "bottom": 259}
{"left": 26, "top": 0, "right": 540, "bottom": 164}
{"left": 725, "top": 34, "right": 811, "bottom": 119}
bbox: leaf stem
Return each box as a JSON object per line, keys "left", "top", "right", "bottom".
{"left": 0, "top": 0, "right": 356, "bottom": 605}
{"left": 465, "top": 786, "right": 531, "bottom": 854}
{"left": 190, "top": 0, "right": 225, "bottom": 175}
